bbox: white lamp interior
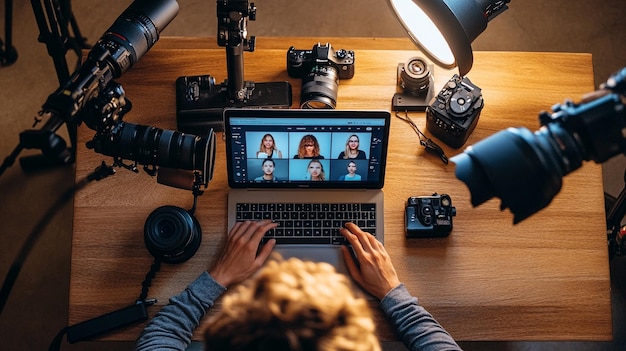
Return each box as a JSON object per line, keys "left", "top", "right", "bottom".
{"left": 388, "top": 0, "right": 455, "bottom": 66}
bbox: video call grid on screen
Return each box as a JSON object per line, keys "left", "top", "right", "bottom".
{"left": 226, "top": 115, "right": 389, "bottom": 188}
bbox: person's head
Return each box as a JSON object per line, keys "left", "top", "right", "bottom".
{"left": 343, "top": 135, "right": 360, "bottom": 158}
{"left": 203, "top": 257, "right": 380, "bottom": 351}
{"left": 261, "top": 158, "right": 275, "bottom": 176}
{"left": 346, "top": 161, "right": 357, "bottom": 175}
{"left": 298, "top": 135, "right": 320, "bottom": 157}
{"left": 307, "top": 160, "right": 325, "bottom": 181}
{"left": 260, "top": 134, "right": 277, "bottom": 152}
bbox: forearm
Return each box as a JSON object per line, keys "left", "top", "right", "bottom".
{"left": 380, "top": 284, "right": 462, "bottom": 351}
{"left": 134, "top": 271, "right": 226, "bottom": 351}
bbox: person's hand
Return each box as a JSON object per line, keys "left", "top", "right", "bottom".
{"left": 209, "top": 220, "right": 277, "bottom": 287}
{"left": 340, "top": 222, "right": 401, "bottom": 299}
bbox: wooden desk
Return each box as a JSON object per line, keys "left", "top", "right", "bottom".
{"left": 70, "top": 37, "right": 612, "bottom": 341}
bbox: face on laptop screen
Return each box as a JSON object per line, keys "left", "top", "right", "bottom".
{"left": 224, "top": 109, "right": 390, "bottom": 188}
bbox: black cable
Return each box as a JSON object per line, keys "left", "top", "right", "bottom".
{"left": 47, "top": 197, "right": 162, "bottom": 350}
{"left": 0, "top": 162, "right": 115, "bottom": 314}
{"left": 138, "top": 259, "right": 161, "bottom": 302}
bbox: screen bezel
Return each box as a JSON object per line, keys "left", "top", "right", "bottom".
{"left": 224, "top": 109, "right": 391, "bottom": 189}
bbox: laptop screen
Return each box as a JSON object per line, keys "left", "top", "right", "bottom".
{"left": 224, "top": 109, "right": 391, "bottom": 189}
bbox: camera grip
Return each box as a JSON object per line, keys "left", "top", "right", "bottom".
{"left": 405, "top": 205, "right": 422, "bottom": 237}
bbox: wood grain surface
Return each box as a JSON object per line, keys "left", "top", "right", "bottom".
{"left": 69, "top": 37, "right": 612, "bottom": 342}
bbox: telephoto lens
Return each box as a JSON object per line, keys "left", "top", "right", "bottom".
{"left": 41, "top": 0, "right": 179, "bottom": 124}
{"left": 89, "top": 121, "right": 216, "bottom": 188}
{"left": 451, "top": 125, "right": 574, "bottom": 224}
{"left": 99, "top": 0, "right": 179, "bottom": 76}
{"left": 451, "top": 88, "right": 626, "bottom": 223}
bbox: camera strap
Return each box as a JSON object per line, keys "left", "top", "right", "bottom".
{"left": 395, "top": 111, "right": 449, "bottom": 164}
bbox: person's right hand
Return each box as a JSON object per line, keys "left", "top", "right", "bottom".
{"left": 340, "top": 222, "right": 401, "bottom": 299}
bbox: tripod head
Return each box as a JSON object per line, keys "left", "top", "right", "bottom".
{"left": 217, "top": 0, "right": 257, "bottom": 102}
{"left": 175, "top": 1, "right": 292, "bottom": 134}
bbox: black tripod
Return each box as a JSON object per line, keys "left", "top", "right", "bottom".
{"left": 0, "top": 0, "right": 18, "bottom": 65}
{"left": 1, "top": 0, "right": 90, "bottom": 172}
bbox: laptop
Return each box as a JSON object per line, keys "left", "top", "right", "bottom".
{"left": 224, "top": 108, "right": 391, "bottom": 274}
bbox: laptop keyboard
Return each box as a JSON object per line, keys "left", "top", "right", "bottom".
{"left": 235, "top": 202, "right": 377, "bottom": 245}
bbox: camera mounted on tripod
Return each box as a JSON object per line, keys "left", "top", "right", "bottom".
{"left": 175, "top": 0, "right": 292, "bottom": 134}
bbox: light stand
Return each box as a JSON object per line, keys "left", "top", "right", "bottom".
{"left": 0, "top": 0, "right": 18, "bottom": 66}
{"left": 175, "top": 0, "right": 292, "bottom": 134}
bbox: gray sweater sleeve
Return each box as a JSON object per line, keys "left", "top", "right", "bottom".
{"left": 134, "top": 271, "right": 226, "bottom": 351}
{"left": 380, "top": 284, "right": 463, "bottom": 351}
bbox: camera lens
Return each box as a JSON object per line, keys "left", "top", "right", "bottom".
{"left": 420, "top": 205, "right": 433, "bottom": 226}
{"left": 100, "top": 0, "right": 179, "bottom": 76}
{"left": 451, "top": 123, "right": 584, "bottom": 224}
{"left": 91, "top": 121, "right": 215, "bottom": 187}
{"left": 421, "top": 205, "right": 433, "bottom": 216}
{"left": 95, "top": 0, "right": 179, "bottom": 78}
{"left": 300, "top": 66, "right": 339, "bottom": 109}
{"left": 144, "top": 205, "right": 202, "bottom": 264}
{"left": 400, "top": 57, "right": 431, "bottom": 95}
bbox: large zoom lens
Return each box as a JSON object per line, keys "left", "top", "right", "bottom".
{"left": 451, "top": 89, "right": 626, "bottom": 223}
{"left": 451, "top": 91, "right": 626, "bottom": 223}
{"left": 42, "top": 0, "right": 179, "bottom": 119}
{"left": 300, "top": 66, "right": 339, "bottom": 109}
{"left": 98, "top": 0, "right": 179, "bottom": 76}
{"left": 451, "top": 124, "right": 580, "bottom": 223}
{"left": 91, "top": 122, "right": 215, "bottom": 187}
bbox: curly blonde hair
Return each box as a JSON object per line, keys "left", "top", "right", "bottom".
{"left": 204, "top": 257, "right": 380, "bottom": 351}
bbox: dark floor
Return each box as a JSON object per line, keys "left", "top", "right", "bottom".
{"left": 1, "top": 1, "right": 625, "bottom": 350}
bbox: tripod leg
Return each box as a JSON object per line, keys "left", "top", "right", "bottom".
{"left": 67, "top": 1, "right": 90, "bottom": 49}
{"left": 1, "top": 0, "right": 19, "bottom": 65}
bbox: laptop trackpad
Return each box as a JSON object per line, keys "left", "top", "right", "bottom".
{"left": 272, "top": 245, "right": 376, "bottom": 300}
{"left": 274, "top": 245, "right": 349, "bottom": 275}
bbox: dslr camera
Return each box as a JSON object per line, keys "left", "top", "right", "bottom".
{"left": 426, "top": 74, "right": 484, "bottom": 148}
{"left": 287, "top": 43, "right": 355, "bottom": 109}
{"left": 405, "top": 193, "right": 456, "bottom": 238}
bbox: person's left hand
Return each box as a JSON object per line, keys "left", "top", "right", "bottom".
{"left": 209, "top": 220, "right": 277, "bottom": 287}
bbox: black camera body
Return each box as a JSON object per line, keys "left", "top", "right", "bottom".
{"left": 287, "top": 43, "right": 355, "bottom": 79}
{"left": 287, "top": 43, "right": 354, "bottom": 109}
{"left": 405, "top": 193, "right": 456, "bottom": 238}
{"left": 426, "top": 74, "right": 484, "bottom": 148}
{"left": 175, "top": 75, "right": 292, "bottom": 134}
